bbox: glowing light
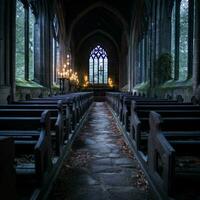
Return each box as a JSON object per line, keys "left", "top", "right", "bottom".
{"left": 57, "top": 64, "right": 79, "bottom": 85}
{"left": 83, "top": 75, "right": 89, "bottom": 87}
{"left": 108, "top": 77, "right": 114, "bottom": 88}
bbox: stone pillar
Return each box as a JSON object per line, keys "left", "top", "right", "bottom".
{"left": 0, "top": 0, "right": 16, "bottom": 104}
{"left": 33, "top": 0, "right": 51, "bottom": 88}
{"left": 155, "top": 0, "right": 160, "bottom": 58}
{"left": 0, "top": 0, "right": 6, "bottom": 86}
{"left": 193, "top": 0, "right": 200, "bottom": 97}
{"left": 150, "top": 0, "right": 156, "bottom": 88}
{"left": 127, "top": 45, "right": 131, "bottom": 91}
{"left": 160, "top": 0, "right": 171, "bottom": 54}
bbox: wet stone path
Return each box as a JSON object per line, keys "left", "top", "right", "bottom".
{"left": 50, "top": 102, "right": 149, "bottom": 200}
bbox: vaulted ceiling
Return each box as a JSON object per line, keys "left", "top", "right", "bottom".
{"left": 63, "top": 0, "right": 134, "bottom": 50}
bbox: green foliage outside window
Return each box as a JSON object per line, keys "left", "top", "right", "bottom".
{"left": 16, "top": 0, "right": 35, "bottom": 81}
{"left": 16, "top": 0, "right": 25, "bottom": 79}
{"left": 171, "top": 0, "right": 189, "bottom": 81}
{"left": 155, "top": 53, "right": 172, "bottom": 85}
{"left": 29, "top": 8, "right": 34, "bottom": 81}
{"left": 179, "top": 0, "right": 188, "bottom": 80}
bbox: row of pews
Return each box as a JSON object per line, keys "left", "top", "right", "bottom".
{"left": 0, "top": 92, "right": 93, "bottom": 200}
{"left": 106, "top": 92, "right": 200, "bottom": 200}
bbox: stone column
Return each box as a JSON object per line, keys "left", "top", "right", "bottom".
{"left": 0, "top": 0, "right": 5, "bottom": 86}
{"left": 33, "top": 0, "right": 52, "bottom": 88}
{"left": 0, "top": 0, "right": 16, "bottom": 104}
{"left": 127, "top": 45, "right": 131, "bottom": 91}
{"left": 160, "top": 0, "right": 171, "bottom": 54}
{"left": 150, "top": 0, "right": 156, "bottom": 89}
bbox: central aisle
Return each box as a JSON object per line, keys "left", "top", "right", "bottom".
{"left": 50, "top": 102, "right": 149, "bottom": 200}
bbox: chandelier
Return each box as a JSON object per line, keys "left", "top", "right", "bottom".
{"left": 58, "top": 64, "right": 79, "bottom": 81}
{"left": 57, "top": 57, "right": 79, "bottom": 93}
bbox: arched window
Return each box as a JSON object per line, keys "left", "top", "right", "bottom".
{"left": 89, "top": 45, "right": 108, "bottom": 84}
{"left": 16, "top": 0, "right": 35, "bottom": 81}
{"left": 171, "top": 0, "right": 193, "bottom": 81}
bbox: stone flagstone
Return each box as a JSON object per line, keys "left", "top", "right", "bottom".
{"left": 50, "top": 102, "right": 149, "bottom": 200}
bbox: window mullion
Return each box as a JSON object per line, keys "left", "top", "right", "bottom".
{"left": 98, "top": 57, "right": 99, "bottom": 84}
{"left": 89, "top": 46, "right": 108, "bottom": 85}
{"left": 102, "top": 58, "right": 105, "bottom": 84}
{"left": 93, "top": 58, "right": 94, "bottom": 84}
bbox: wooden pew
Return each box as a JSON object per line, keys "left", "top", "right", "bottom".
{"left": 130, "top": 100, "right": 200, "bottom": 164}
{"left": 0, "top": 92, "right": 93, "bottom": 199}
{"left": 0, "top": 110, "right": 53, "bottom": 185}
{"left": 106, "top": 92, "right": 198, "bottom": 125}
{"left": 0, "top": 137, "right": 16, "bottom": 200}
{"left": 10, "top": 91, "right": 93, "bottom": 134}
{"left": 106, "top": 92, "right": 200, "bottom": 199}
{"left": 7, "top": 92, "right": 93, "bottom": 136}
{"left": 148, "top": 111, "right": 200, "bottom": 199}
{"left": 106, "top": 92, "right": 181, "bottom": 122}
{"left": 106, "top": 92, "right": 129, "bottom": 119}
{"left": 26, "top": 95, "right": 78, "bottom": 125}
{"left": 122, "top": 96, "right": 183, "bottom": 133}
{"left": 0, "top": 101, "right": 71, "bottom": 139}
{"left": 14, "top": 94, "right": 82, "bottom": 131}
{"left": 0, "top": 101, "right": 64, "bottom": 156}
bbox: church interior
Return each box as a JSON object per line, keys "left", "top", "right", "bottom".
{"left": 0, "top": 0, "right": 200, "bottom": 199}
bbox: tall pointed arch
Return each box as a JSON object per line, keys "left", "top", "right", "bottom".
{"left": 89, "top": 45, "right": 108, "bottom": 84}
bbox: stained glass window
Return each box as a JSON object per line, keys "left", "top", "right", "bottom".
{"left": 89, "top": 45, "right": 108, "bottom": 84}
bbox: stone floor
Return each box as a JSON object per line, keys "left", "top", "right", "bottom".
{"left": 50, "top": 102, "right": 149, "bottom": 200}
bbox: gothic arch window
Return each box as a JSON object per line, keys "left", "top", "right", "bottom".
{"left": 171, "top": 0, "right": 193, "bottom": 80}
{"left": 16, "top": 0, "right": 35, "bottom": 81}
{"left": 89, "top": 45, "right": 108, "bottom": 84}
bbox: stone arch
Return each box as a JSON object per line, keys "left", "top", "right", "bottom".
{"left": 76, "top": 29, "right": 120, "bottom": 58}
{"left": 67, "top": 1, "right": 128, "bottom": 46}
